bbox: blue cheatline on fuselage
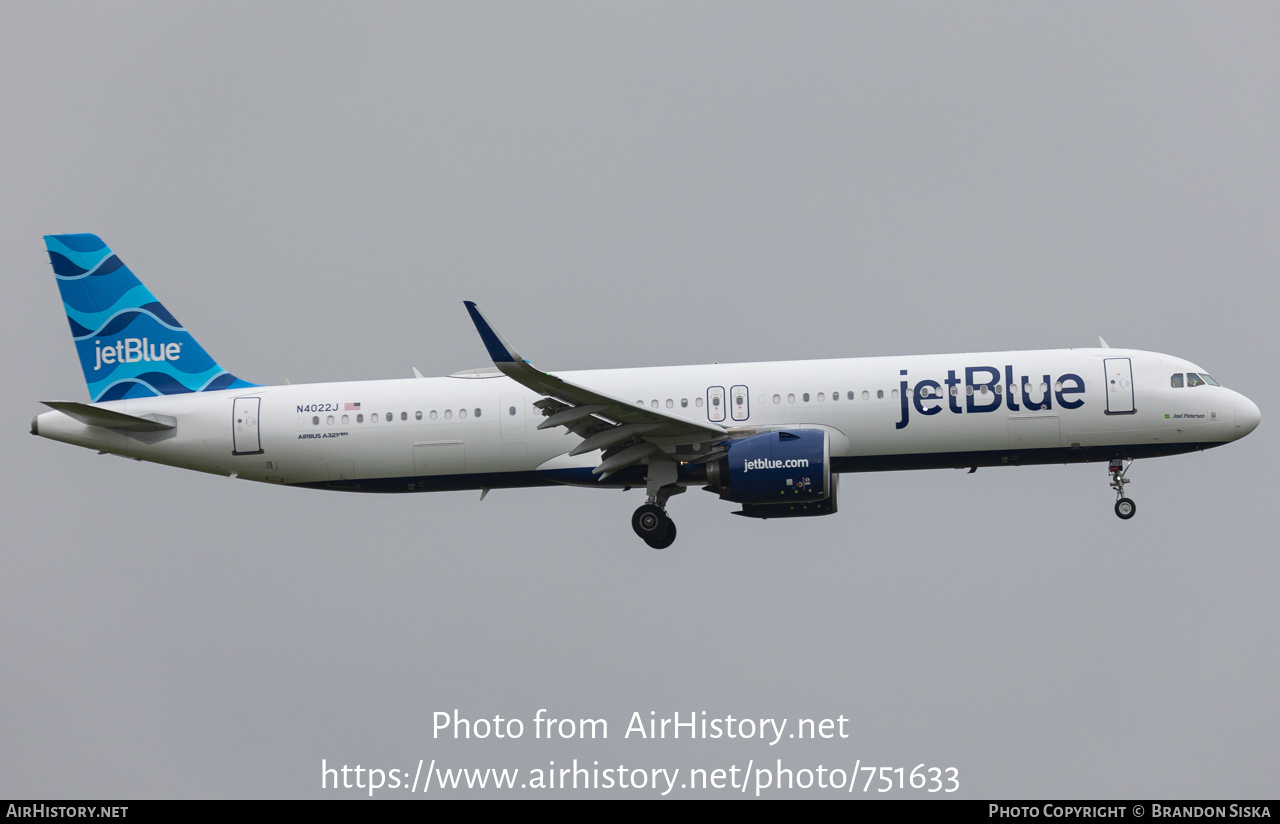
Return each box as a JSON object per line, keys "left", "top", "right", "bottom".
{"left": 45, "top": 233, "right": 258, "bottom": 401}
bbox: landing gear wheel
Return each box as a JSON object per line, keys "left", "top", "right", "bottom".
{"left": 632, "top": 504, "right": 669, "bottom": 542}
{"left": 645, "top": 521, "right": 676, "bottom": 550}
{"left": 1114, "top": 498, "right": 1136, "bottom": 520}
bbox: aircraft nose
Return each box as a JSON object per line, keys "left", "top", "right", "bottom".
{"left": 1234, "top": 393, "right": 1261, "bottom": 439}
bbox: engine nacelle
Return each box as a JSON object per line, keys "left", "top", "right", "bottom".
{"left": 707, "top": 430, "right": 834, "bottom": 517}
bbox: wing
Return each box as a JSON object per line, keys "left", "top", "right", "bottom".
{"left": 464, "top": 302, "right": 729, "bottom": 478}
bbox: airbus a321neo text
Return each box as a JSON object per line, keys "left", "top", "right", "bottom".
{"left": 32, "top": 234, "right": 1261, "bottom": 548}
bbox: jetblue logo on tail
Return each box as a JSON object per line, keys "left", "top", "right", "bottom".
{"left": 94, "top": 339, "right": 182, "bottom": 370}
{"left": 45, "top": 233, "right": 257, "bottom": 401}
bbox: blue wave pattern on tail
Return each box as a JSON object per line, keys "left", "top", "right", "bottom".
{"left": 45, "top": 234, "right": 259, "bottom": 401}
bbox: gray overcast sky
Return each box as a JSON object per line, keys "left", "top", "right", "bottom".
{"left": 2, "top": 2, "right": 1277, "bottom": 798}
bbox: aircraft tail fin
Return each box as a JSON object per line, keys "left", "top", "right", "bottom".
{"left": 44, "top": 233, "right": 258, "bottom": 401}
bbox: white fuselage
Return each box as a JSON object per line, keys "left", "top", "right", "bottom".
{"left": 33, "top": 347, "right": 1259, "bottom": 492}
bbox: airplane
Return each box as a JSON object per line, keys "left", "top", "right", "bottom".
{"left": 32, "top": 233, "right": 1261, "bottom": 548}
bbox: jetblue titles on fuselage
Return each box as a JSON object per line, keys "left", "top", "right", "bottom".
{"left": 895, "top": 365, "right": 1086, "bottom": 430}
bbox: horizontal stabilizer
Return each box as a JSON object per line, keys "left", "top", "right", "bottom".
{"left": 42, "top": 400, "right": 176, "bottom": 432}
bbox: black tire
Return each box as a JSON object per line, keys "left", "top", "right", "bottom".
{"left": 646, "top": 521, "right": 676, "bottom": 550}
{"left": 1115, "top": 498, "right": 1136, "bottom": 520}
{"left": 632, "top": 504, "right": 669, "bottom": 541}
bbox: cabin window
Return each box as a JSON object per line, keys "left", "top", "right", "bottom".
{"left": 430, "top": 410, "right": 438, "bottom": 420}
{"left": 326, "top": 415, "right": 334, "bottom": 425}
{"left": 298, "top": 417, "right": 306, "bottom": 427}
{"left": 342, "top": 414, "right": 349, "bottom": 424}
{"left": 1023, "top": 384, "right": 1033, "bottom": 395}
{"left": 459, "top": 408, "right": 467, "bottom": 419}
{"left": 681, "top": 398, "right": 688, "bottom": 408}
{"left": 695, "top": 397, "right": 703, "bottom": 407}
{"left": 415, "top": 411, "right": 422, "bottom": 420}
{"left": 877, "top": 389, "right": 884, "bottom": 399}
{"left": 817, "top": 392, "right": 825, "bottom": 402}
{"left": 651, "top": 400, "right": 659, "bottom": 409}
{"left": 861, "top": 390, "right": 869, "bottom": 400}
{"left": 802, "top": 393, "right": 810, "bottom": 402}
{"left": 847, "top": 391, "right": 854, "bottom": 400}
{"left": 357, "top": 414, "right": 364, "bottom": 423}
{"left": 965, "top": 385, "right": 974, "bottom": 396}
{"left": 787, "top": 393, "right": 796, "bottom": 404}
{"left": 509, "top": 406, "right": 517, "bottom": 416}
{"left": 995, "top": 384, "right": 1003, "bottom": 394}
{"left": 371, "top": 413, "right": 379, "bottom": 423}
{"left": 892, "top": 389, "right": 899, "bottom": 399}
{"left": 666, "top": 399, "right": 673, "bottom": 409}
{"left": 313, "top": 416, "right": 320, "bottom": 425}
{"left": 773, "top": 394, "right": 781, "bottom": 404}
{"left": 444, "top": 410, "right": 452, "bottom": 420}
{"left": 385, "top": 412, "right": 391, "bottom": 421}
{"left": 474, "top": 408, "right": 481, "bottom": 418}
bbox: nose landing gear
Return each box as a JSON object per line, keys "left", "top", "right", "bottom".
{"left": 1109, "top": 458, "right": 1136, "bottom": 520}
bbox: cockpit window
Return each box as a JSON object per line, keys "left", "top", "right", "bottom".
{"left": 1200, "top": 373, "right": 1220, "bottom": 386}
{"left": 1170, "top": 373, "right": 1184, "bottom": 388}
{"left": 1186, "top": 373, "right": 1206, "bottom": 388}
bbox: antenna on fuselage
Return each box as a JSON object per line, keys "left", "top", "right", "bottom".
{"left": 1099, "top": 337, "right": 1110, "bottom": 349}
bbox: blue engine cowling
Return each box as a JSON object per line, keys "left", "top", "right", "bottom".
{"left": 711, "top": 430, "right": 832, "bottom": 509}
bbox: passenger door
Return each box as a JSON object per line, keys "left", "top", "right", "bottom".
{"left": 1103, "top": 358, "right": 1135, "bottom": 414}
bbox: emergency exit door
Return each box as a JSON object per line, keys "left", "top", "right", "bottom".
{"left": 730, "top": 385, "right": 750, "bottom": 421}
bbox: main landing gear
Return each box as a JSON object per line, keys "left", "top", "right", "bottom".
{"left": 632, "top": 503, "right": 676, "bottom": 549}
{"left": 630, "top": 457, "right": 683, "bottom": 549}
{"left": 1109, "top": 458, "right": 1136, "bottom": 520}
